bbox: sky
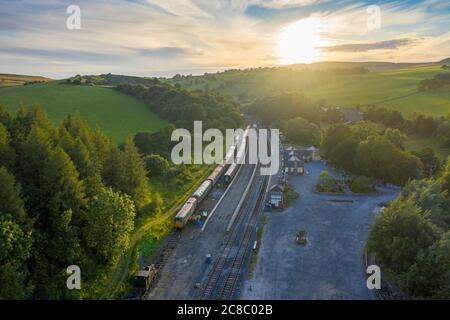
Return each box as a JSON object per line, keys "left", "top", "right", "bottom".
{"left": 1, "top": 0, "right": 450, "bottom": 79}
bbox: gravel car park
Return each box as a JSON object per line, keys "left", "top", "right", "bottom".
{"left": 242, "top": 161, "right": 400, "bottom": 300}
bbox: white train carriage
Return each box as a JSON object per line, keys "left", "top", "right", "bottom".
{"left": 192, "top": 180, "right": 213, "bottom": 202}
{"left": 235, "top": 126, "right": 250, "bottom": 164}
{"left": 224, "top": 145, "right": 236, "bottom": 164}
{"left": 224, "top": 163, "right": 238, "bottom": 184}
{"left": 174, "top": 197, "right": 197, "bottom": 229}
{"left": 207, "top": 164, "right": 226, "bottom": 186}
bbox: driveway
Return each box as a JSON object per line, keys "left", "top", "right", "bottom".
{"left": 241, "top": 161, "right": 399, "bottom": 300}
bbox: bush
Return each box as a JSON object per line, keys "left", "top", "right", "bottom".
{"left": 283, "top": 185, "right": 299, "bottom": 209}
{"left": 144, "top": 154, "right": 170, "bottom": 178}
{"left": 350, "top": 176, "right": 376, "bottom": 194}
{"left": 316, "top": 171, "right": 344, "bottom": 193}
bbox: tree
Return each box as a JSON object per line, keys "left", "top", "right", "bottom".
{"left": 283, "top": 117, "right": 320, "bottom": 145}
{"left": 321, "top": 124, "right": 353, "bottom": 157}
{"left": 84, "top": 187, "right": 135, "bottom": 265}
{"left": 384, "top": 128, "right": 406, "bottom": 150}
{"left": 440, "top": 157, "right": 450, "bottom": 196}
{"left": 367, "top": 198, "right": 438, "bottom": 274}
{"left": 401, "top": 179, "right": 449, "bottom": 229}
{"left": 0, "top": 215, "right": 33, "bottom": 299}
{"left": 121, "top": 138, "right": 151, "bottom": 210}
{"left": 436, "top": 121, "right": 450, "bottom": 147}
{"left": 106, "top": 138, "right": 151, "bottom": 211}
{"left": 413, "top": 147, "right": 440, "bottom": 176}
{"left": 0, "top": 123, "right": 15, "bottom": 170}
{"left": 247, "top": 92, "right": 319, "bottom": 126}
{"left": 329, "top": 136, "right": 358, "bottom": 171}
{"left": 144, "top": 154, "right": 170, "bottom": 178}
{"left": 354, "top": 135, "right": 422, "bottom": 185}
{"left": 16, "top": 126, "right": 87, "bottom": 299}
{"left": 404, "top": 232, "right": 450, "bottom": 298}
{"left": 316, "top": 171, "right": 343, "bottom": 193}
{"left": 350, "top": 176, "right": 376, "bottom": 194}
{"left": 354, "top": 135, "right": 396, "bottom": 180}
{"left": 0, "top": 167, "right": 33, "bottom": 299}
{"left": 133, "top": 125, "right": 176, "bottom": 157}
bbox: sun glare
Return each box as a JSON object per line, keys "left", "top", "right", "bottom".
{"left": 277, "top": 18, "right": 325, "bottom": 65}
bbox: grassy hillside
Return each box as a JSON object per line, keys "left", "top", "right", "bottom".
{"left": 0, "top": 73, "right": 51, "bottom": 87}
{"left": 307, "top": 65, "right": 450, "bottom": 116}
{"left": 171, "top": 63, "right": 450, "bottom": 117}
{"left": 0, "top": 82, "right": 168, "bottom": 143}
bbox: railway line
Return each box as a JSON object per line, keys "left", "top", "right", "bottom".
{"left": 146, "top": 125, "right": 272, "bottom": 300}
{"left": 198, "top": 170, "right": 268, "bottom": 299}
{"left": 197, "top": 128, "right": 272, "bottom": 300}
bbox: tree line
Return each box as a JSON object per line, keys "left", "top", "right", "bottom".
{"left": 321, "top": 122, "right": 423, "bottom": 185}
{"left": 419, "top": 73, "right": 450, "bottom": 92}
{"left": 245, "top": 92, "right": 321, "bottom": 127}
{"left": 368, "top": 171, "right": 450, "bottom": 298}
{"left": 116, "top": 82, "right": 243, "bottom": 131}
{"left": 0, "top": 106, "right": 152, "bottom": 299}
{"left": 364, "top": 106, "right": 450, "bottom": 148}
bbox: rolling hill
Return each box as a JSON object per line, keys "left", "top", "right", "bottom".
{"left": 0, "top": 73, "right": 52, "bottom": 87}
{"left": 169, "top": 60, "right": 450, "bottom": 117}
{"left": 0, "top": 81, "right": 168, "bottom": 143}
{"left": 306, "top": 65, "right": 450, "bottom": 116}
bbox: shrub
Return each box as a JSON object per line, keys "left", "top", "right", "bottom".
{"left": 316, "top": 171, "right": 344, "bottom": 193}
{"left": 350, "top": 176, "right": 376, "bottom": 194}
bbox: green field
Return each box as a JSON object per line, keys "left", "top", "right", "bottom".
{"left": 303, "top": 65, "right": 450, "bottom": 116}
{"left": 0, "top": 82, "right": 168, "bottom": 143}
{"left": 172, "top": 64, "right": 450, "bottom": 117}
{"left": 0, "top": 73, "right": 51, "bottom": 87}
{"left": 405, "top": 135, "right": 450, "bottom": 161}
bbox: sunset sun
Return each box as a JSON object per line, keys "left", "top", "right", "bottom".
{"left": 277, "top": 18, "right": 325, "bottom": 65}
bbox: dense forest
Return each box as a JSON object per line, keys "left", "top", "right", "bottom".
{"left": 321, "top": 122, "right": 423, "bottom": 185}
{"left": 65, "top": 73, "right": 160, "bottom": 87}
{"left": 0, "top": 106, "right": 152, "bottom": 299}
{"left": 65, "top": 74, "right": 243, "bottom": 131}
{"left": 368, "top": 174, "right": 450, "bottom": 298}
{"left": 245, "top": 92, "right": 321, "bottom": 127}
{"left": 116, "top": 83, "right": 242, "bottom": 131}
{"left": 364, "top": 106, "right": 450, "bottom": 148}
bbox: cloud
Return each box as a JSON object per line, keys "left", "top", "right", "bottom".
{"left": 323, "top": 38, "right": 420, "bottom": 53}
{"left": 0, "top": 0, "right": 449, "bottom": 78}
{"left": 139, "top": 47, "right": 191, "bottom": 58}
{"left": 246, "top": 0, "right": 325, "bottom": 9}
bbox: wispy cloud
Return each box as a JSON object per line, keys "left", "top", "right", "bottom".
{"left": 0, "top": 0, "right": 449, "bottom": 78}
{"left": 323, "top": 38, "right": 420, "bottom": 53}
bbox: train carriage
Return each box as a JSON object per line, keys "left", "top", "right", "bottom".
{"left": 224, "top": 145, "right": 236, "bottom": 164}
{"left": 193, "top": 180, "right": 213, "bottom": 202}
{"left": 224, "top": 163, "right": 238, "bottom": 184}
{"left": 174, "top": 197, "right": 197, "bottom": 228}
{"left": 207, "top": 164, "right": 226, "bottom": 185}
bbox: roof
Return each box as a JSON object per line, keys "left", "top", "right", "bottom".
{"left": 283, "top": 147, "right": 316, "bottom": 162}
{"left": 341, "top": 108, "right": 363, "bottom": 122}
{"left": 270, "top": 184, "right": 284, "bottom": 193}
{"left": 296, "top": 149, "right": 313, "bottom": 158}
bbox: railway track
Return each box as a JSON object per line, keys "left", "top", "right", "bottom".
{"left": 197, "top": 127, "right": 272, "bottom": 300}
{"left": 198, "top": 170, "right": 269, "bottom": 300}
{"left": 139, "top": 230, "right": 181, "bottom": 299}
